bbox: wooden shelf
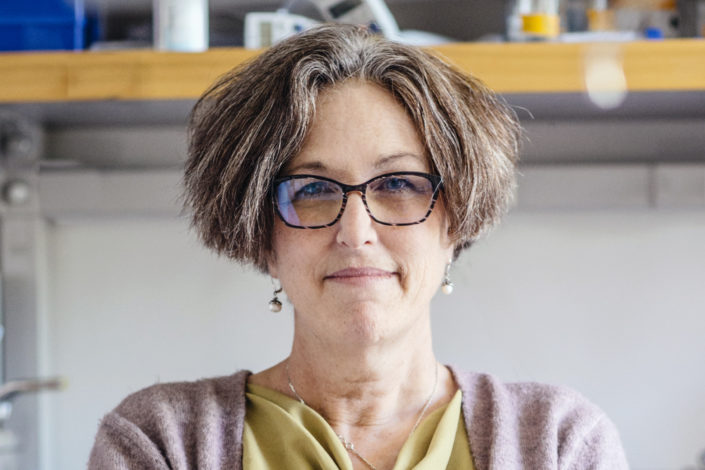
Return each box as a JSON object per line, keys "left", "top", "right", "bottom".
{"left": 0, "top": 39, "right": 704, "bottom": 103}
{"left": 435, "top": 39, "right": 705, "bottom": 93}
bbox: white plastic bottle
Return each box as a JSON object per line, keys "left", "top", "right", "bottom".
{"left": 153, "top": 0, "right": 209, "bottom": 52}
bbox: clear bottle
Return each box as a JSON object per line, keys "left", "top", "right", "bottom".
{"left": 587, "top": 0, "right": 615, "bottom": 31}
{"left": 564, "top": 0, "right": 589, "bottom": 32}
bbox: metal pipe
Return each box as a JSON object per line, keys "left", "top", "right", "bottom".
{"left": 0, "top": 377, "right": 65, "bottom": 402}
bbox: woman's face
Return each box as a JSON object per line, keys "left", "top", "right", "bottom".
{"left": 268, "top": 80, "right": 454, "bottom": 345}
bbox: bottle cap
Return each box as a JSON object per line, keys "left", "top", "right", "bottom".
{"left": 645, "top": 27, "right": 664, "bottom": 39}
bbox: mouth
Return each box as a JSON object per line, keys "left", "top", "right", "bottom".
{"left": 324, "top": 267, "right": 397, "bottom": 282}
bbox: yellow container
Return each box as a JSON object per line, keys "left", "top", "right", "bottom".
{"left": 521, "top": 13, "right": 561, "bottom": 38}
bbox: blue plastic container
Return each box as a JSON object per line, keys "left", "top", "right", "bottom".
{"left": 0, "top": 0, "right": 86, "bottom": 51}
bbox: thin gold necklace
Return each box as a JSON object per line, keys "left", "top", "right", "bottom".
{"left": 285, "top": 361, "right": 439, "bottom": 470}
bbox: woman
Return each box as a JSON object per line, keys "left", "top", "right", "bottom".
{"left": 89, "top": 25, "right": 628, "bottom": 469}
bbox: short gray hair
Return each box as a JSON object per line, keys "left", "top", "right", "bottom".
{"left": 185, "top": 24, "right": 520, "bottom": 273}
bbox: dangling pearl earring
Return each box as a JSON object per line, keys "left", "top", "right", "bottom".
{"left": 441, "top": 262, "right": 454, "bottom": 295}
{"left": 268, "top": 280, "right": 283, "bottom": 312}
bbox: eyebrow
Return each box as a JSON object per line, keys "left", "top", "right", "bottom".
{"left": 286, "top": 161, "right": 327, "bottom": 173}
{"left": 287, "top": 153, "right": 425, "bottom": 174}
{"left": 374, "top": 152, "right": 426, "bottom": 169}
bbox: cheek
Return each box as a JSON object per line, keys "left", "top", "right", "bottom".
{"left": 390, "top": 226, "right": 451, "bottom": 290}
{"left": 268, "top": 223, "right": 324, "bottom": 290}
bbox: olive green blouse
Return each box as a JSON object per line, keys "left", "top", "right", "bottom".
{"left": 243, "top": 383, "right": 474, "bottom": 469}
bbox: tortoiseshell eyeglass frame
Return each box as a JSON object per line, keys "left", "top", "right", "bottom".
{"left": 272, "top": 171, "right": 443, "bottom": 229}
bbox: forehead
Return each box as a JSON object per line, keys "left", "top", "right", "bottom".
{"left": 286, "top": 80, "right": 429, "bottom": 178}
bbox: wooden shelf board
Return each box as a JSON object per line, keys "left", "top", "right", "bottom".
{"left": 0, "top": 40, "right": 704, "bottom": 103}
{"left": 434, "top": 40, "right": 705, "bottom": 93}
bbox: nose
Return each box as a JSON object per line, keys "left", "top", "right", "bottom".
{"left": 335, "top": 192, "right": 378, "bottom": 249}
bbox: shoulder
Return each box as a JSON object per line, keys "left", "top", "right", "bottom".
{"left": 88, "top": 370, "right": 251, "bottom": 469}
{"left": 110, "top": 370, "right": 250, "bottom": 425}
{"left": 449, "top": 366, "right": 629, "bottom": 470}
{"left": 456, "top": 368, "right": 603, "bottom": 426}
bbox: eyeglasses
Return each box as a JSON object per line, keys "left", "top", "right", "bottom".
{"left": 273, "top": 171, "right": 443, "bottom": 229}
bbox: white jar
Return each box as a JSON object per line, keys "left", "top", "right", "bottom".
{"left": 154, "top": 0, "right": 209, "bottom": 52}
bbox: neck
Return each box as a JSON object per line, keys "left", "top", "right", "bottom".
{"left": 285, "top": 313, "right": 439, "bottom": 429}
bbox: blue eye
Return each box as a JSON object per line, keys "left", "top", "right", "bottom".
{"left": 302, "top": 182, "right": 325, "bottom": 195}
{"left": 293, "top": 180, "right": 337, "bottom": 200}
{"left": 378, "top": 177, "right": 414, "bottom": 192}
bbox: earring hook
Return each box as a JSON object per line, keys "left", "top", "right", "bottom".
{"left": 441, "top": 261, "right": 454, "bottom": 295}
{"left": 268, "top": 279, "right": 283, "bottom": 312}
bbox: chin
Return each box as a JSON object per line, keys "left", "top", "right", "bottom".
{"left": 336, "top": 302, "right": 407, "bottom": 345}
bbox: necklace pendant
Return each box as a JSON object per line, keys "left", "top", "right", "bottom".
{"left": 338, "top": 434, "right": 354, "bottom": 451}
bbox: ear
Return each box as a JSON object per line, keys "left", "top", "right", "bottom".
{"left": 442, "top": 243, "right": 455, "bottom": 270}
{"left": 439, "top": 210, "right": 455, "bottom": 258}
{"left": 266, "top": 250, "right": 279, "bottom": 279}
{"left": 444, "top": 242, "right": 455, "bottom": 263}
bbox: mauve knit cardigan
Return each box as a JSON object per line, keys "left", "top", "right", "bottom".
{"left": 88, "top": 366, "right": 629, "bottom": 469}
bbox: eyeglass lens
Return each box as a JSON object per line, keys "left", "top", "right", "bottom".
{"left": 275, "top": 173, "right": 437, "bottom": 228}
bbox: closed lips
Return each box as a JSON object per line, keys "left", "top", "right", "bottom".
{"left": 325, "top": 267, "right": 396, "bottom": 279}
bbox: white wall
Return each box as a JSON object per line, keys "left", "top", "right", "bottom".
{"left": 39, "top": 219, "right": 293, "bottom": 469}
{"left": 39, "top": 209, "right": 705, "bottom": 470}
